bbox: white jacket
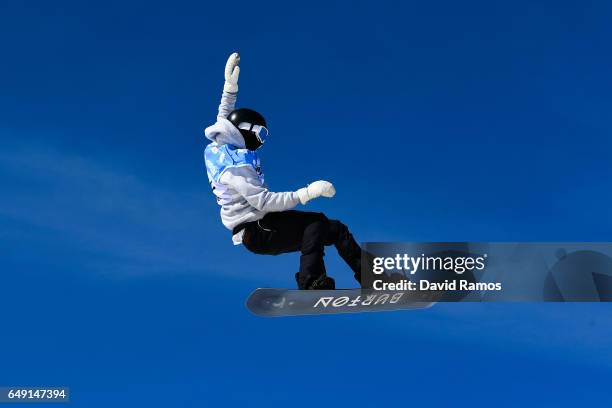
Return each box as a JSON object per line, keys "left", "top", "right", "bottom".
{"left": 204, "top": 91, "right": 300, "bottom": 244}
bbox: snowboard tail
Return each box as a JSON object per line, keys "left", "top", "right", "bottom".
{"left": 246, "top": 288, "right": 436, "bottom": 317}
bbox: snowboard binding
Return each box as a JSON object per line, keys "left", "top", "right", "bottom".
{"left": 295, "top": 272, "right": 336, "bottom": 290}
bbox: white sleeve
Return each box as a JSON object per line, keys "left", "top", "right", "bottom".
{"left": 217, "top": 90, "right": 237, "bottom": 121}
{"left": 220, "top": 166, "right": 300, "bottom": 212}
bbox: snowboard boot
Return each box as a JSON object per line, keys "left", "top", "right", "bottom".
{"left": 295, "top": 272, "right": 336, "bottom": 290}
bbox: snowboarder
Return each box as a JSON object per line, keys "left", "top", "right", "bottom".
{"left": 203, "top": 52, "right": 364, "bottom": 290}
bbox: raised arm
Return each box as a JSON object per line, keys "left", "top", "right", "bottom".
{"left": 216, "top": 52, "right": 240, "bottom": 121}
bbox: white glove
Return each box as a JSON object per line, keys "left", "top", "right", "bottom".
{"left": 297, "top": 180, "right": 336, "bottom": 205}
{"left": 223, "top": 52, "right": 240, "bottom": 93}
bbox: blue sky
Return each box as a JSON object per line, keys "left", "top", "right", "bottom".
{"left": 1, "top": 0, "right": 612, "bottom": 406}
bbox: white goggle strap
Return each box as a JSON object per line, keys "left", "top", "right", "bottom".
{"left": 238, "top": 123, "right": 268, "bottom": 143}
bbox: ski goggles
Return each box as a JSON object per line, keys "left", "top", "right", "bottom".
{"left": 238, "top": 123, "right": 269, "bottom": 144}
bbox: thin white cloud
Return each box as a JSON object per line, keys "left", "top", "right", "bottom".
{"left": 0, "top": 143, "right": 250, "bottom": 277}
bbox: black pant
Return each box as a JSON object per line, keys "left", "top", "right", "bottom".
{"left": 241, "top": 211, "right": 362, "bottom": 289}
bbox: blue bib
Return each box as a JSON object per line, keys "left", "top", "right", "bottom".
{"left": 204, "top": 143, "right": 264, "bottom": 185}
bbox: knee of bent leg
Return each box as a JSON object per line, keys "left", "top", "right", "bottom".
{"left": 304, "top": 213, "right": 330, "bottom": 237}
{"left": 328, "top": 219, "right": 349, "bottom": 239}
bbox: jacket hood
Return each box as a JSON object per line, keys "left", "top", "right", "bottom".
{"left": 204, "top": 117, "right": 246, "bottom": 149}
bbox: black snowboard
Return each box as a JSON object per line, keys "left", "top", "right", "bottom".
{"left": 246, "top": 288, "right": 436, "bottom": 317}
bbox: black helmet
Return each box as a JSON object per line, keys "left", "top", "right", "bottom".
{"left": 227, "top": 108, "right": 268, "bottom": 150}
